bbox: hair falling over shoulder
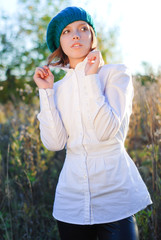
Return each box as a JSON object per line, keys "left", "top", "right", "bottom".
{"left": 47, "top": 46, "right": 69, "bottom": 67}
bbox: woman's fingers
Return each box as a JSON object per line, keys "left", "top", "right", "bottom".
{"left": 87, "top": 51, "right": 100, "bottom": 64}
{"left": 35, "top": 66, "right": 49, "bottom": 79}
{"left": 87, "top": 51, "right": 104, "bottom": 68}
{"left": 43, "top": 65, "right": 54, "bottom": 77}
{"left": 85, "top": 50, "right": 102, "bottom": 75}
{"left": 38, "top": 70, "right": 45, "bottom": 79}
{"left": 33, "top": 65, "right": 54, "bottom": 89}
{"left": 88, "top": 56, "right": 96, "bottom": 64}
{"left": 44, "top": 65, "right": 49, "bottom": 71}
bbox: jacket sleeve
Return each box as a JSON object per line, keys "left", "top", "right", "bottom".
{"left": 37, "top": 89, "right": 68, "bottom": 151}
{"left": 83, "top": 64, "right": 133, "bottom": 141}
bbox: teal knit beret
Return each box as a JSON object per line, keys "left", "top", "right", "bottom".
{"left": 46, "top": 6, "right": 96, "bottom": 53}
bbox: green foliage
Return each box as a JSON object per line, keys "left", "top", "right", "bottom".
{"left": 97, "top": 26, "right": 121, "bottom": 64}
{"left": 135, "top": 208, "right": 153, "bottom": 240}
{"left": 0, "top": 0, "right": 70, "bottom": 104}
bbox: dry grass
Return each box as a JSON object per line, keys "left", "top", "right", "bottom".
{"left": 126, "top": 76, "right": 161, "bottom": 240}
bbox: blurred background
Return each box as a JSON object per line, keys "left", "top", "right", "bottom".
{"left": 0, "top": 0, "right": 161, "bottom": 239}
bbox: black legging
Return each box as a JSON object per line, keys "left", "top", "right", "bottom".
{"left": 57, "top": 215, "right": 139, "bottom": 240}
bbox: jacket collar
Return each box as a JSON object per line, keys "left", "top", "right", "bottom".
{"left": 49, "top": 55, "right": 104, "bottom": 73}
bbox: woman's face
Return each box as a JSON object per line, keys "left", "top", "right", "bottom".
{"left": 60, "top": 21, "right": 92, "bottom": 68}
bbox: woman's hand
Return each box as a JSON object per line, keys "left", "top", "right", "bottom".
{"left": 85, "top": 50, "right": 103, "bottom": 75}
{"left": 33, "top": 65, "right": 54, "bottom": 89}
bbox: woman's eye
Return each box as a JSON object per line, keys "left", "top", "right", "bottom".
{"left": 63, "top": 29, "right": 69, "bottom": 34}
{"left": 81, "top": 27, "right": 88, "bottom": 31}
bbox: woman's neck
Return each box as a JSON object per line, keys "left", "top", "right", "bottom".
{"left": 69, "top": 57, "right": 86, "bottom": 69}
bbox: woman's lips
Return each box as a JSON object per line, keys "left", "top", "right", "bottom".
{"left": 71, "top": 43, "right": 82, "bottom": 48}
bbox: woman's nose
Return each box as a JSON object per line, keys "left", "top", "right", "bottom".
{"left": 72, "top": 31, "right": 80, "bottom": 40}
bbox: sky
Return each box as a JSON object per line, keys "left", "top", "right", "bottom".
{"left": 1, "top": 0, "right": 161, "bottom": 75}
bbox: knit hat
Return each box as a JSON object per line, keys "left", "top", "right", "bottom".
{"left": 46, "top": 6, "right": 96, "bottom": 53}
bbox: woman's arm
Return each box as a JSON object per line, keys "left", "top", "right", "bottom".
{"left": 84, "top": 63, "right": 133, "bottom": 141}
{"left": 33, "top": 66, "right": 68, "bottom": 151}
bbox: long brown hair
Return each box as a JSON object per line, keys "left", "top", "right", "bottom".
{"left": 47, "top": 26, "right": 97, "bottom": 67}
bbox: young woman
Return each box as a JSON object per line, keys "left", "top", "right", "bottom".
{"left": 33, "top": 6, "right": 152, "bottom": 240}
